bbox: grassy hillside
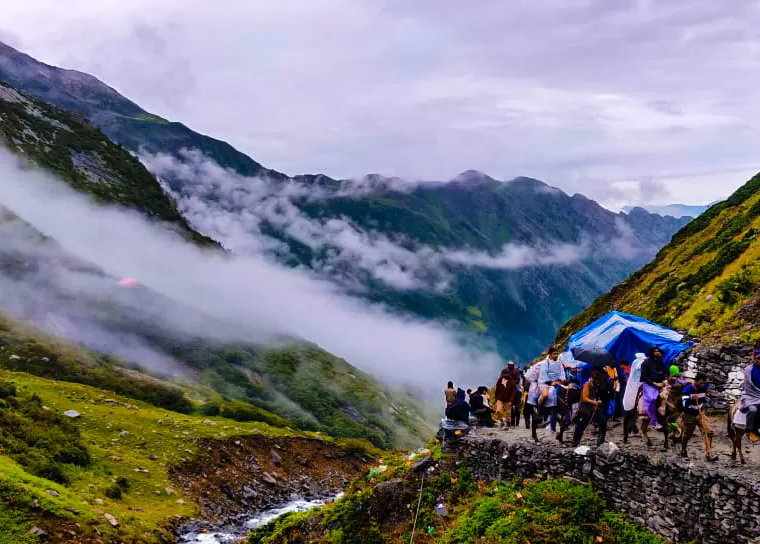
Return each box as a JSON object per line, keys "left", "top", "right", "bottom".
{"left": 0, "top": 301, "right": 433, "bottom": 450}
{"left": 556, "top": 172, "right": 760, "bottom": 345}
{"left": 0, "top": 369, "right": 308, "bottom": 543}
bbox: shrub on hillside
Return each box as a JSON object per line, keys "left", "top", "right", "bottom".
{"left": 717, "top": 267, "right": 756, "bottom": 305}
{"left": 219, "top": 401, "right": 292, "bottom": 428}
{"left": 0, "top": 383, "right": 91, "bottom": 485}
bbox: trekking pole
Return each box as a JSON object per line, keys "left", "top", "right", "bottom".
{"left": 577, "top": 404, "right": 600, "bottom": 445}
{"left": 409, "top": 473, "right": 425, "bottom": 544}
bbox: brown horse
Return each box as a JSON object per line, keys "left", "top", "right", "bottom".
{"left": 727, "top": 404, "right": 748, "bottom": 465}
{"left": 623, "top": 384, "right": 684, "bottom": 451}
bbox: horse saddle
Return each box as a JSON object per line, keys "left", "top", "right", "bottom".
{"left": 733, "top": 409, "right": 748, "bottom": 429}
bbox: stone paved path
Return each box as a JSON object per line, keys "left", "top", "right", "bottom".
{"left": 474, "top": 415, "right": 760, "bottom": 480}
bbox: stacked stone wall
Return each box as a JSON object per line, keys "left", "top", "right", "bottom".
{"left": 676, "top": 343, "right": 751, "bottom": 410}
{"left": 453, "top": 435, "right": 760, "bottom": 543}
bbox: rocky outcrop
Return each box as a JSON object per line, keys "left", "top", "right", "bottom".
{"left": 677, "top": 343, "right": 751, "bottom": 410}
{"left": 452, "top": 434, "right": 760, "bottom": 544}
{"left": 169, "top": 435, "right": 369, "bottom": 522}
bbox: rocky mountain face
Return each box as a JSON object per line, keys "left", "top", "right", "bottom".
{"left": 0, "top": 41, "right": 690, "bottom": 363}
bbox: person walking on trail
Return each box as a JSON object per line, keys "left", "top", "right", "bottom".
{"left": 494, "top": 363, "right": 518, "bottom": 428}
{"left": 740, "top": 346, "right": 760, "bottom": 442}
{"left": 680, "top": 372, "right": 716, "bottom": 461}
{"left": 445, "top": 381, "right": 457, "bottom": 410}
{"left": 523, "top": 361, "right": 541, "bottom": 429}
{"left": 511, "top": 371, "right": 523, "bottom": 427}
{"left": 536, "top": 347, "right": 567, "bottom": 431}
{"left": 604, "top": 363, "right": 621, "bottom": 421}
{"left": 640, "top": 346, "right": 667, "bottom": 430}
{"left": 572, "top": 369, "right": 608, "bottom": 447}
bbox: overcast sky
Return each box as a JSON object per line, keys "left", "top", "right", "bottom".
{"left": 2, "top": 0, "right": 759, "bottom": 208}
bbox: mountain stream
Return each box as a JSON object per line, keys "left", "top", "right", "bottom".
{"left": 178, "top": 494, "right": 342, "bottom": 543}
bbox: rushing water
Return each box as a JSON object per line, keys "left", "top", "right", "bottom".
{"left": 179, "top": 495, "right": 343, "bottom": 544}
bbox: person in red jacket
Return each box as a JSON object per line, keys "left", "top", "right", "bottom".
{"left": 494, "top": 362, "right": 518, "bottom": 428}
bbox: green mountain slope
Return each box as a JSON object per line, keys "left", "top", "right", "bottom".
{"left": 0, "top": 42, "right": 690, "bottom": 362}
{"left": 0, "top": 82, "right": 215, "bottom": 247}
{"left": 555, "top": 173, "right": 760, "bottom": 345}
{"left": 0, "top": 79, "right": 432, "bottom": 449}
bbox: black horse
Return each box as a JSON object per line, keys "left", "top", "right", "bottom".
{"left": 531, "top": 384, "right": 582, "bottom": 443}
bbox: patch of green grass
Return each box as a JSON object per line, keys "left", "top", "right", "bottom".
{"left": 470, "top": 319, "right": 487, "bottom": 333}
{"left": 444, "top": 480, "right": 662, "bottom": 544}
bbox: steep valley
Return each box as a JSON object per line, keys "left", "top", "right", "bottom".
{"left": 0, "top": 39, "right": 751, "bottom": 544}
{"left": 0, "top": 41, "right": 692, "bottom": 363}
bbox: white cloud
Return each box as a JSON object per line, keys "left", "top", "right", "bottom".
{"left": 0, "top": 147, "right": 503, "bottom": 390}
{"left": 441, "top": 241, "right": 587, "bottom": 270}
{"left": 142, "top": 149, "right": 653, "bottom": 295}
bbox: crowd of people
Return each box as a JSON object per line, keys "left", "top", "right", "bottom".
{"left": 444, "top": 343, "right": 760, "bottom": 459}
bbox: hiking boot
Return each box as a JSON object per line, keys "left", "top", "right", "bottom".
{"left": 705, "top": 454, "right": 718, "bottom": 462}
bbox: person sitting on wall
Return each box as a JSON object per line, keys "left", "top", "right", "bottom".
{"left": 469, "top": 386, "right": 495, "bottom": 427}
{"left": 444, "top": 381, "right": 457, "bottom": 410}
{"left": 445, "top": 388, "right": 470, "bottom": 424}
{"left": 740, "top": 346, "right": 760, "bottom": 442}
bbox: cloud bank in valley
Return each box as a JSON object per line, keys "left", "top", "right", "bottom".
{"left": 143, "top": 149, "right": 651, "bottom": 292}
{"left": 0, "top": 148, "right": 502, "bottom": 390}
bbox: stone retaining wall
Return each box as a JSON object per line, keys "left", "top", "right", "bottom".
{"left": 676, "top": 343, "right": 751, "bottom": 410}
{"left": 451, "top": 435, "right": 760, "bottom": 543}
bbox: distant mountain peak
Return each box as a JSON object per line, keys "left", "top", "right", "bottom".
{"left": 450, "top": 170, "right": 497, "bottom": 185}
{"left": 621, "top": 203, "right": 714, "bottom": 219}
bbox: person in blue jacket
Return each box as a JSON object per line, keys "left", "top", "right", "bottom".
{"left": 680, "top": 373, "right": 716, "bottom": 461}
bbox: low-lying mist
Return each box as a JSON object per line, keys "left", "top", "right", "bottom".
{"left": 0, "top": 148, "right": 502, "bottom": 393}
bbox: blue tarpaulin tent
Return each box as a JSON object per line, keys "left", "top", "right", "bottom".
{"left": 567, "top": 311, "right": 692, "bottom": 367}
